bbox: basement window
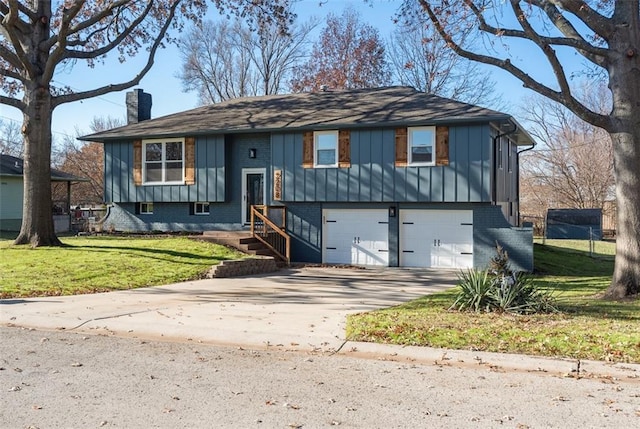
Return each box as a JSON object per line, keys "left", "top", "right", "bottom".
{"left": 194, "top": 202, "right": 210, "bottom": 215}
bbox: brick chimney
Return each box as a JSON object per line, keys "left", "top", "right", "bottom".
{"left": 126, "top": 89, "right": 152, "bottom": 124}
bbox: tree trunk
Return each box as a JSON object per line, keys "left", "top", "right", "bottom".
{"left": 13, "top": 87, "right": 62, "bottom": 247}
{"left": 603, "top": 7, "right": 640, "bottom": 299}
{"left": 12, "top": 1, "right": 61, "bottom": 247}
{"left": 605, "top": 127, "right": 640, "bottom": 299}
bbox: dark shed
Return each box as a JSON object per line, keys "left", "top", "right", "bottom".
{"left": 546, "top": 208, "right": 603, "bottom": 240}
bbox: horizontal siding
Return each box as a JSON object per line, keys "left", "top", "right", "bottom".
{"left": 271, "top": 125, "right": 492, "bottom": 203}
{"left": 103, "top": 136, "right": 225, "bottom": 203}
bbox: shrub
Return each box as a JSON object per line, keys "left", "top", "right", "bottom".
{"left": 489, "top": 241, "right": 511, "bottom": 276}
{"left": 491, "top": 272, "right": 558, "bottom": 314}
{"left": 450, "top": 269, "right": 494, "bottom": 312}
{"left": 451, "top": 244, "right": 558, "bottom": 315}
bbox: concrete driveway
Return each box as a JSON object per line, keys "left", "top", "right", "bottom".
{"left": 0, "top": 267, "right": 457, "bottom": 352}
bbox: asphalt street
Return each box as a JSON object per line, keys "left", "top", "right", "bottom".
{"left": 1, "top": 327, "right": 639, "bottom": 429}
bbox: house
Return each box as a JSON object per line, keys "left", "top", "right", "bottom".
{"left": 81, "top": 87, "right": 534, "bottom": 271}
{"left": 0, "top": 154, "right": 87, "bottom": 232}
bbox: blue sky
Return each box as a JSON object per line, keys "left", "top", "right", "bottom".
{"left": 1, "top": 0, "right": 584, "bottom": 145}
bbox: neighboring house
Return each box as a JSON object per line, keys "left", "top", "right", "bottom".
{"left": 81, "top": 87, "right": 534, "bottom": 271}
{"left": 0, "top": 154, "right": 88, "bottom": 232}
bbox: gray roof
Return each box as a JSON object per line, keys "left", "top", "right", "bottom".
{"left": 0, "top": 154, "right": 88, "bottom": 182}
{"left": 81, "top": 86, "right": 534, "bottom": 146}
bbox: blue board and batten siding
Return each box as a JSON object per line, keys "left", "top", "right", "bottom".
{"left": 271, "top": 125, "right": 492, "bottom": 203}
{"left": 100, "top": 123, "right": 532, "bottom": 271}
{"left": 103, "top": 136, "right": 226, "bottom": 203}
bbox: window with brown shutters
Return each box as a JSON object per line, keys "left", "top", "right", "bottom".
{"left": 395, "top": 127, "right": 408, "bottom": 167}
{"left": 435, "top": 126, "right": 449, "bottom": 166}
{"left": 302, "top": 130, "right": 350, "bottom": 168}
{"left": 140, "top": 137, "right": 187, "bottom": 184}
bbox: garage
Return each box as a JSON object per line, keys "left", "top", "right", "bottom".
{"left": 399, "top": 210, "right": 473, "bottom": 269}
{"left": 322, "top": 209, "right": 389, "bottom": 266}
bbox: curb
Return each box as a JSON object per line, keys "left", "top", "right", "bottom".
{"left": 336, "top": 341, "right": 640, "bottom": 382}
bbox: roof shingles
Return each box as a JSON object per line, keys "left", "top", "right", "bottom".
{"left": 0, "top": 154, "right": 87, "bottom": 182}
{"left": 81, "top": 86, "right": 533, "bottom": 146}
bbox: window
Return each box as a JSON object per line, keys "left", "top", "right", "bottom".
{"left": 314, "top": 131, "right": 338, "bottom": 168}
{"left": 139, "top": 202, "right": 153, "bottom": 214}
{"left": 143, "top": 138, "right": 184, "bottom": 184}
{"left": 194, "top": 202, "right": 210, "bottom": 215}
{"left": 408, "top": 127, "right": 435, "bottom": 166}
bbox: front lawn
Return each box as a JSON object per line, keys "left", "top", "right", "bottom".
{"left": 0, "top": 235, "right": 243, "bottom": 298}
{"left": 347, "top": 241, "right": 640, "bottom": 363}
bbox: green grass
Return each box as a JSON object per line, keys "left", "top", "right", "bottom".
{"left": 347, "top": 240, "right": 640, "bottom": 363}
{"left": 0, "top": 235, "right": 243, "bottom": 298}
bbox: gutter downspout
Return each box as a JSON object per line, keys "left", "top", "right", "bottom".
{"left": 492, "top": 119, "right": 519, "bottom": 204}
{"left": 516, "top": 133, "right": 536, "bottom": 226}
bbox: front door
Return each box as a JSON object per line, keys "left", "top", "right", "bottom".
{"left": 242, "top": 168, "right": 266, "bottom": 225}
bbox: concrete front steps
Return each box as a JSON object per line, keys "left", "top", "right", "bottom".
{"left": 195, "top": 230, "right": 286, "bottom": 266}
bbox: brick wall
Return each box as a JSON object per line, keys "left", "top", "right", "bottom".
{"left": 285, "top": 203, "right": 322, "bottom": 263}
{"left": 473, "top": 205, "right": 533, "bottom": 272}
{"left": 103, "top": 203, "right": 243, "bottom": 232}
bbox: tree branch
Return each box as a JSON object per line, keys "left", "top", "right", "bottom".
{"left": 0, "top": 64, "right": 24, "bottom": 82}
{"left": 42, "top": 0, "right": 131, "bottom": 52}
{"left": 0, "top": 43, "right": 22, "bottom": 69}
{"left": 418, "top": 0, "right": 611, "bottom": 130}
{"left": 52, "top": 0, "right": 180, "bottom": 108}
{"left": 463, "top": 0, "right": 608, "bottom": 66}
{"left": 509, "top": 0, "right": 574, "bottom": 104}
{"left": 535, "top": 0, "right": 608, "bottom": 67}
{"left": 553, "top": 0, "right": 614, "bottom": 40}
{"left": 0, "top": 93, "right": 25, "bottom": 110}
{"left": 2, "top": 0, "right": 34, "bottom": 78}
{"left": 60, "top": 1, "right": 155, "bottom": 63}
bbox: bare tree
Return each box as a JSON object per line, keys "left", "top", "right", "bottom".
{"left": 56, "top": 116, "right": 125, "bottom": 205}
{"left": 1, "top": 0, "right": 291, "bottom": 247}
{"left": 389, "top": 8, "right": 503, "bottom": 108}
{"left": 416, "top": 0, "right": 640, "bottom": 299}
{"left": 0, "top": 118, "right": 22, "bottom": 156}
{"left": 520, "top": 86, "right": 614, "bottom": 229}
{"left": 291, "top": 7, "right": 392, "bottom": 92}
{"left": 179, "top": 20, "right": 255, "bottom": 104}
{"left": 178, "top": 17, "right": 314, "bottom": 104}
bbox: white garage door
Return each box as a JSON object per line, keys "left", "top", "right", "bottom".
{"left": 323, "top": 209, "right": 389, "bottom": 266}
{"left": 399, "top": 210, "right": 473, "bottom": 269}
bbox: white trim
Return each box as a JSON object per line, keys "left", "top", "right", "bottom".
{"left": 142, "top": 137, "right": 185, "bottom": 185}
{"left": 313, "top": 130, "right": 339, "bottom": 168}
{"left": 241, "top": 168, "right": 266, "bottom": 225}
{"left": 408, "top": 126, "right": 436, "bottom": 166}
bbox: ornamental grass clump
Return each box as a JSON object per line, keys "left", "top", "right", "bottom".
{"left": 451, "top": 243, "right": 558, "bottom": 314}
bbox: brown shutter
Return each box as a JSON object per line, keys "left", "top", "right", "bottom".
{"left": 395, "top": 127, "right": 408, "bottom": 167}
{"left": 338, "top": 129, "right": 351, "bottom": 168}
{"left": 435, "top": 126, "right": 449, "bottom": 166}
{"left": 302, "top": 131, "right": 314, "bottom": 168}
{"left": 133, "top": 140, "right": 142, "bottom": 186}
{"left": 184, "top": 136, "right": 196, "bottom": 185}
